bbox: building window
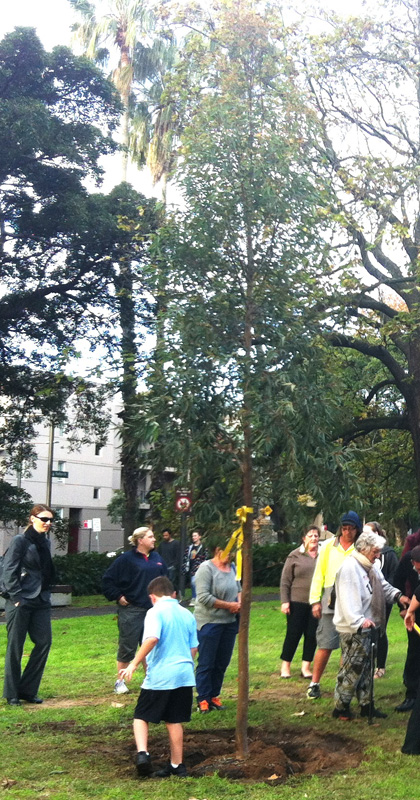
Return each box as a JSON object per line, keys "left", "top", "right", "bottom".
{"left": 95, "top": 444, "right": 102, "bottom": 456}
{"left": 93, "top": 487, "right": 101, "bottom": 499}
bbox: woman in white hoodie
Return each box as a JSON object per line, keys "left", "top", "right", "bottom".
{"left": 332, "top": 531, "right": 408, "bottom": 721}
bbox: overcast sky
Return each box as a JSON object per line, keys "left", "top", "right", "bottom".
{"left": 0, "top": 0, "right": 369, "bottom": 51}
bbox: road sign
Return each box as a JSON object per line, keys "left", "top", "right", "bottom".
{"left": 175, "top": 489, "right": 192, "bottom": 513}
{"left": 52, "top": 470, "right": 68, "bottom": 478}
{"left": 92, "top": 518, "right": 101, "bottom": 533}
{"left": 83, "top": 520, "right": 92, "bottom": 529}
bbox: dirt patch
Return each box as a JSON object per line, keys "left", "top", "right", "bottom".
{"left": 140, "top": 725, "right": 363, "bottom": 783}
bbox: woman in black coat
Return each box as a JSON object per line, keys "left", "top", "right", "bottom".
{"left": 2, "top": 504, "right": 55, "bottom": 705}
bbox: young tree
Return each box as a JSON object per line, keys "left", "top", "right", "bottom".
{"left": 146, "top": 0, "right": 340, "bottom": 756}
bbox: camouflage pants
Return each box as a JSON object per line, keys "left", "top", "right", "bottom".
{"left": 334, "top": 631, "right": 372, "bottom": 709}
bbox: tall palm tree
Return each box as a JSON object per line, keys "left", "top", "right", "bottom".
{"left": 70, "top": 0, "right": 154, "bottom": 181}
{"left": 70, "top": 0, "right": 174, "bottom": 548}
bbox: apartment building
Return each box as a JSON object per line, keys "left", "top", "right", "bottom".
{"left": 0, "top": 411, "right": 152, "bottom": 556}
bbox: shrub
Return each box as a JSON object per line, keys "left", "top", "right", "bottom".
{"left": 52, "top": 543, "right": 297, "bottom": 596}
{"left": 53, "top": 552, "right": 117, "bottom": 596}
{"left": 252, "top": 542, "right": 296, "bottom": 586}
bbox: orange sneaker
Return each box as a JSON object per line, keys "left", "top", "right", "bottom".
{"left": 210, "top": 697, "right": 225, "bottom": 710}
{"left": 197, "top": 699, "right": 211, "bottom": 714}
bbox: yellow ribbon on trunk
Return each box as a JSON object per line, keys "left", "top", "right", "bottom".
{"left": 220, "top": 506, "right": 253, "bottom": 581}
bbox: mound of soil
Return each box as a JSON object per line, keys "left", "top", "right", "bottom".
{"left": 147, "top": 725, "right": 363, "bottom": 783}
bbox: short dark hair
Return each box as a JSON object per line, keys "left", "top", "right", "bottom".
{"left": 366, "top": 520, "right": 385, "bottom": 537}
{"left": 305, "top": 525, "right": 321, "bottom": 535}
{"left": 147, "top": 576, "right": 174, "bottom": 596}
{"left": 162, "top": 528, "right": 172, "bottom": 535}
{"left": 410, "top": 545, "right": 420, "bottom": 563}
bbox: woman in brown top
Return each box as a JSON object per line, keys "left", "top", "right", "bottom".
{"left": 280, "top": 525, "right": 320, "bottom": 679}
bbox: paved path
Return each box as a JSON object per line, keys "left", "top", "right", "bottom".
{"left": 0, "top": 595, "right": 278, "bottom": 623}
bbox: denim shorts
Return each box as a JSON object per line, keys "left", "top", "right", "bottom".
{"left": 316, "top": 612, "right": 340, "bottom": 650}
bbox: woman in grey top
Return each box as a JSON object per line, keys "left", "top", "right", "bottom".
{"left": 280, "top": 526, "right": 320, "bottom": 679}
{"left": 194, "top": 543, "right": 241, "bottom": 714}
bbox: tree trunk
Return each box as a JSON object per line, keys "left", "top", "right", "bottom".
{"left": 235, "top": 229, "right": 254, "bottom": 759}
{"left": 406, "top": 337, "right": 420, "bottom": 512}
{"left": 235, "top": 425, "right": 253, "bottom": 758}
{"left": 121, "top": 103, "right": 130, "bottom": 182}
{"left": 114, "top": 260, "right": 139, "bottom": 549}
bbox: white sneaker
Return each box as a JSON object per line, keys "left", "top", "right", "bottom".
{"left": 114, "top": 679, "right": 129, "bottom": 694}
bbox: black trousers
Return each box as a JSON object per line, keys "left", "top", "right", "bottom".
{"left": 280, "top": 601, "right": 318, "bottom": 663}
{"left": 376, "top": 603, "right": 393, "bottom": 670}
{"left": 3, "top": 599, "right": 52, "bottom": 700}
{"left": 402, "top": 686, "right": 420, "bottom": 753}
{"left": 402, "top": 628, "right": 420, "bottom": 700}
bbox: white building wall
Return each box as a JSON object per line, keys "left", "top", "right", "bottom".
{"left": 1, "top": 408, "right": 126, "bottom": 555}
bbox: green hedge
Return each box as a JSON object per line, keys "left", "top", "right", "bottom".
{"left": 53, "top": 552, "right": 117, "bottom": 596}
{"left": 53, "top": 544, "right": 296, "bottom": 596}
{"left": 252, "top": 542, "right": 296, "bottom": 586}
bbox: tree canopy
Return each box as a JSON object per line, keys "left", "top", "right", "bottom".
{"left": 301, "top": 0, "right": 420, "bottom": 509}
{"left": 0, "top": 27, "right": 122, "bottom": 472}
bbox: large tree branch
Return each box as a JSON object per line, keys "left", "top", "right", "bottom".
{"left": 363, "top": 379, "right": 396, "bottom": 406}
{"left": 341, "top": 413, "right": 410, "bottom": 442}
{"left": 327, "top": 331, "right": 408, "bottom": 395}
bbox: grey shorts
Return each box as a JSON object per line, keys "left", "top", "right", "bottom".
{"left": 316, "top": 612, "right": 340, "bottom": 650}
{"left": 117, "top": 605, "right": 147, "bottom": 663}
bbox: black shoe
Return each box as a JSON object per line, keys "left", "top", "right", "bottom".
{"left": 360, "top": 705, "right": 387, "bottom": 719}
{"left": 332, "top": 706, "right": 353, "bottom": 720}
{"left": 7, "top": 698, "right": 21, "bottom": 706}
{"left": 19, "top": 694, "right": 43, "bottom": 704}
{"left": 136, "top": 751, "right": 152, "bottom": 778}
{"left": 401, "top": 745, "right": 420, "bottom": 755}
{"left": 395, "top": 698, "right": 415, "bottom": 713}
{"left": 154, "top": 762, "right": 187, "bottom": 778}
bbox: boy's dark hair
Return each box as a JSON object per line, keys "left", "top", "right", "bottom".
{"left": 148, "top": 576, "right": 174, "bottom": 597}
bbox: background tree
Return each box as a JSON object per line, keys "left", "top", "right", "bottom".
{"left": 302, "top": 0, "right": 420, "bottom": 509}
{"left": 69, "top": 0, "right": 176, "bottom": 184}
{"left": 0, "top": 27, "right": 122, "bottom": 486}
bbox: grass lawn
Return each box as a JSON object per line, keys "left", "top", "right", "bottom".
{"left": 0, "top": 600, "right": 418, "bottom": 799}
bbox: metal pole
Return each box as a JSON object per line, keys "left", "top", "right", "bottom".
{"left": 46, "top": 423, "right": 55, "bottom": 507}
{"left": 178, "top": 511, "right": 187, "bottom": 598}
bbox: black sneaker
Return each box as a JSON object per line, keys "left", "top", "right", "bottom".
{"left": 360, "top": 705, "right": 387, "bottom": 719}
{"left": 136, "top": 751, "right": 152, "bottom": 778}
{"left": 306, "top": 683, "right": 321, "bottom": 699}
{"left": 395, "top": 698, "right": 415, "bottom": 713}
{"left": 154, "top": 762, "right": 187, "bottom": 778}
{"left": 332, "top": 706, "right": 353, "bottom": 720}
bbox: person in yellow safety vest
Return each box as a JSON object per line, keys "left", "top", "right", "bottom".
{"left": 306, "top": 511, "right": 362, "bottom": 700}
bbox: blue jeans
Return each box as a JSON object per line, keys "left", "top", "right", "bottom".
{"left": 196, "top": 622, "right": 237, "bottom": 702}
{"left": 191, "top": 573, "right": 197, "bottom": 599}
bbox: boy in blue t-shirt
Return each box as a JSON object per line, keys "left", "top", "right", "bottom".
{"left": 119, "top": 576, "right": 198, "bottom": 779}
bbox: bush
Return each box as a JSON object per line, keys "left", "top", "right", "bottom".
{"left": 52, "top": 543, "right": 296, "bottom": 596}
{"left": 53, "top": 552, "right": 117, "bottom": 596}
{"left": 252, "top": 542, "right": 296, "bottom": 586}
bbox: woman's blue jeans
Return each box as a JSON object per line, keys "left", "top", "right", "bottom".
{"left": 196, "top": 621, "right": 237, "bottom": 702}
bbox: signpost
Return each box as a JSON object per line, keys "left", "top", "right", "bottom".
{"left": 51, "top": 470, "right": 69, "bottom": 478}
{"left": 175, "top": 490, "right": 192, "bottom": 598}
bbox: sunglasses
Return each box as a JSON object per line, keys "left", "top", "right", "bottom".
{"left": 36, "top": 516, "right": 53, "bottom": 523}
